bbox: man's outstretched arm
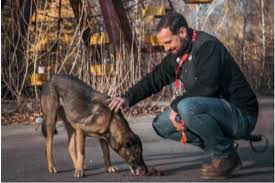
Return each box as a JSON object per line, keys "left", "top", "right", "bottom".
{"left": 108, "top": 55, "right": 176, "bottom": 112}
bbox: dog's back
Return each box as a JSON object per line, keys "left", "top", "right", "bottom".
{"left": 41, "top": 74, "right": 103, "bottom": 103}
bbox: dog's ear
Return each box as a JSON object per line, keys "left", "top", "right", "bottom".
{"left": 108, "top": 135, "right": 120, "bottom": 150}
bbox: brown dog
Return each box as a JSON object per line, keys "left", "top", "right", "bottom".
{"left": 40, "top": 74, "right": 155, "bottom": 177}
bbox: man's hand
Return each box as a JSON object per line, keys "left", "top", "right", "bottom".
{"left": 169, "top": 109, "right": 179, "bottom": 128}
{"left": 108, "top": 97, "right": 130, "bottom": 112}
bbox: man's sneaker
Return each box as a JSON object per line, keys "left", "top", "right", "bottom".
{"left": 200, "top": 151, "right": 242, "bottom": 180}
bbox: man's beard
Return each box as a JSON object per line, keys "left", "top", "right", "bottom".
{"left": 173, "top": 37, "right": 191, "bottom": 58}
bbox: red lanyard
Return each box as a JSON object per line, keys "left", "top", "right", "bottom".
{"left": 175, "top": 30, "right": 197, "bottom": 90}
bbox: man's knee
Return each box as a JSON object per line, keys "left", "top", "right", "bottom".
{"left": 152, "top": 114, "right": 179, "bottom": 140}
{"left": 152, "top": 115, "right": 167, "bottom": 138}
{"left": 176, "top": 97, "right": 200, "bottom": 123}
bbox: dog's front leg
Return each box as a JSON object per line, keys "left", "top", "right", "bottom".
{"left": 99, "top": 138, "right": 118, "bottom": 173}
{"left": 74, "top": 127, "right": 85, "bottom": 177}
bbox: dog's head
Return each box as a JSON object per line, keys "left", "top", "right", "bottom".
{"left": 120, "top": 133, "right": 148, "bottom": 176}
{"left": 108, "top": 112, "right": 148, "bottom": 176}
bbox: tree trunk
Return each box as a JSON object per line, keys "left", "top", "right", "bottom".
{"left": 98, "top": 0, "right": 136, "bottom": 61}
{"left": 240, "top": 0, "right": 248, "bottom": 76}
{"left": 260, "top": 0, "right": 266, "bottom": 90}
{"left": 69, "top": 0, "right": 93, "bottom": 48}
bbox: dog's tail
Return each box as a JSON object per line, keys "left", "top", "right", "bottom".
{"left": 40, "top": 117, "right": 58, "bottom": 138}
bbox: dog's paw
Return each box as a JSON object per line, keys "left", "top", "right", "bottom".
{"left": 107, "top": 166, "right": 119, "bottom": 173}
{"left": 48, "top": 166, "right": 57, "bottom": 174}
{"left": 74, "top": 168, "right": 85, "bottom": 178}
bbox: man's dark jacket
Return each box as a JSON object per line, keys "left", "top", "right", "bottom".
{"left": 123, "top": 29, "right": 258, "bottom": 118}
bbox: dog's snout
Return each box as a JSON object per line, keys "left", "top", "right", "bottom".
{"left": 135, "top": 166, "right": 147, "bottom": 176}
{"left": 128, "top": 163, "right": 147, "bottom": 176}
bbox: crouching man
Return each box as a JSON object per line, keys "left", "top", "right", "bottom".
{"left": 109, "top": 12, "right": 258, "bottom": 180}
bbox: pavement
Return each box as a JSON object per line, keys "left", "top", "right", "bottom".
{"left": 1, "top": 97, "right": 274, "bottom": 182}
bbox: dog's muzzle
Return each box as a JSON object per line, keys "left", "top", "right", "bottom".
{"left": 128, "top": 165, "right": 147, "bottom": 176}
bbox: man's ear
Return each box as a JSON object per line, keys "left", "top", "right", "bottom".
{"left": 179, "top": 27, "right": 187, "bottom": 38}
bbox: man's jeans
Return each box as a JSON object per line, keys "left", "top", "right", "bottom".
{"left": 152, "top": 97, "right": 257, "bottom": 159}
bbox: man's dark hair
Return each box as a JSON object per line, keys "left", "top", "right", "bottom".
{"left": 156, "top": 11, "right": 189, "bottom": 34}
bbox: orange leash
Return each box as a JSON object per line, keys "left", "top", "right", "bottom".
{"left": 174, "top": 30, "right": 197, "bottom": 93}
{"left": 176, "top": 120, "right": 187, "bottom": 144}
